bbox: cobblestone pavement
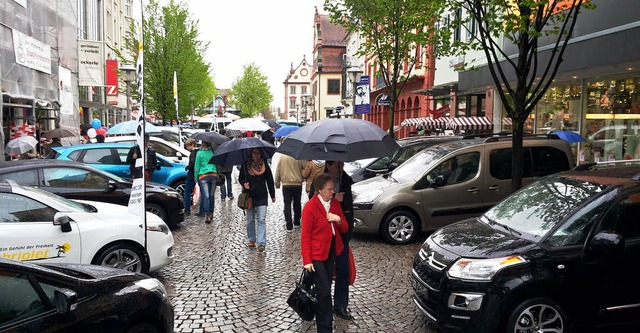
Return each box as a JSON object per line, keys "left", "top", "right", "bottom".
{"left": 150, "top": 155, "right": 438, "bottom": 333}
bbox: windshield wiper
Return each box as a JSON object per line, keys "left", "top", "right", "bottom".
{"left": 483, "top": 215, "right": 521, "bottom": 236}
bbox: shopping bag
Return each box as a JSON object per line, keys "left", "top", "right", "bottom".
{"left": 348, "top": 247, "right": 356, "bottom": 286}
{"left": 287, "top": 269, "right": 318, "bottom": 321}
{"left": 192, "top": 183, "right": 201, "bottom": 207}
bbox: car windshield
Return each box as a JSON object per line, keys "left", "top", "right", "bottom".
{"left": 390, "top": 147, "right": 451, "bottom": 183}
{"left": 194, "top": 122, "right": 211, "bottom": 130}
{"left": 482, "top": 176, "right": 607, "bottom": 240}
{"left": 19, "top": 185, "right": 92, "bottom": 212}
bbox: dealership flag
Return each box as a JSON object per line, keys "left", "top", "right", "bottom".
{"left": 173, "top": 71, "right": 182, "bottom": 146}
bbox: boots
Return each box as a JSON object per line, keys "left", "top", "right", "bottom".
{"left": 205, "top": 214, "right": 212, "bottom": 224}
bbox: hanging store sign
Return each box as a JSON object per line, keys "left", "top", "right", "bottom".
{"left": 78, "top": 40, "right": 104, "bottom": 86}
{"left": 12, "top": 29, "right": 51, "bottom": 74}
{"left": 105, "top": 59, "right": 119, "bottom": 96}
{"left": 355, "top": 75, "right": 371, "bottom": 115}
{"left": 375, "top": 93, "right": 391, "bottom": 106}
{"left": 59, "top": 66, "right": 74, "bottom": 115}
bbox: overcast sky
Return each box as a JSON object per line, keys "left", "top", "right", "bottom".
{"left": 184, "top": 0, "right": 327, "bottom": 110}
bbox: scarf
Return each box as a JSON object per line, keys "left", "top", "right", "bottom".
{"left": 248, "top": 158, "right": 265, "bottom": 176}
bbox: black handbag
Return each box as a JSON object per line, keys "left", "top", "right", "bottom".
{"left": 287, "top": 269, "right": 318, "bottom": 321}
{"left": 216, "top": 173, "right": 225, "bottom": 187}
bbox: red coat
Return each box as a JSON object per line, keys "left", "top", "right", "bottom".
{"left": 301, "top": 195, "right": 349, "bottom": 265}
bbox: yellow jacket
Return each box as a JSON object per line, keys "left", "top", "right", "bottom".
{"left": 275, "top": 155, "right": 307, "bottom": 188}
{"left": 302, "top": 160, "right": 325, "bottom": 193}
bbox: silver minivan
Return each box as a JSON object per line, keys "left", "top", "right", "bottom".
{"left": 352, "top": 136, "right": 576, "bottom": 244}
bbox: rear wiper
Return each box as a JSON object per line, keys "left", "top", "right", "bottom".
{"left": 483, "top": 215, "right": 521, "bottom": 236}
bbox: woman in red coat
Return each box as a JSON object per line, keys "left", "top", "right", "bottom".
{"left": 301, "top": 173, "right": 348, "bottom": 332}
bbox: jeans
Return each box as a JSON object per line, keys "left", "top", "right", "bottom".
{"left": 334, "top": 241, "right": 350, "bottom": 310}
{"left": 184, "top": 178, "right": 195, "bottom": 214}
{"left": 282, "top": 185, "right": 302, "bottom": 229}
{"left": 246, "top": 205, "right": 267, "bottom": 245}
{"left": 220, "top": 172, "right": 233, "bottom": 199}
{"left": 198, "top": 175, "right": 217, "bottom": 215}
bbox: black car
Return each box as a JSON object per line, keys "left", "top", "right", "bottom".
{"left": 348, "top": 136, "right": 461, "bottom": 182}
{"left": 0, "top": 160, "right": 184, "bottom": 227}
{"left": 0, "top": 258, "right": 173, "bottom": 332}
{"left": 412, "top": 163, "right": 640, "bottom": 333}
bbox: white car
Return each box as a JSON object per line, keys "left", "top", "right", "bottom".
{"left": 0, "top": 180, "right": 174, "bottom": 273}
{"left": 104, "top": 135, "right": 190, "bottom": 163}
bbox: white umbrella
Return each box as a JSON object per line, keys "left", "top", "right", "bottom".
{"left": 225, "top": 118, "right": 270, "bottom": 132}
{"left": 6, "top": 136, "right": 38, "bottom": 154}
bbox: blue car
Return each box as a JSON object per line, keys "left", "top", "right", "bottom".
{"left": 50, "top": 143, "right": 188, "bottom": 195}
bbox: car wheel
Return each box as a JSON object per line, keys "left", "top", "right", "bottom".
{"left": 146, "top": 203, "right": 167, "bottom": 223}
{"left": 172, "top": 179, "right": 185, "bottom": 196}
{"left": 506, "top": 297, "right": 568, "bottom": 333}
{"left": 93, "top": 243, "right": 149, "bottom": 273}
{"left": 381, "top": 209, "right": 419, "bottom": 245}
{"left": 126, "top": 322, "right": 159, "bottom": 333}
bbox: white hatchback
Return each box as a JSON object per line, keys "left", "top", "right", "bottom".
{"left": 0, "top": 180, "right": 174, "bottom": 273}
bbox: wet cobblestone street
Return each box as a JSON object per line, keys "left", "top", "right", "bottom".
{"left": 150, "top": 155, "right": 438, "bottom": 333}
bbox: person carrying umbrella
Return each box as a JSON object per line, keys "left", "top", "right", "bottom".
{"left": 238, "top": 148, "right": 276, "bottom": 252}
{"left": 194, "top": 141, "right": 218, "bottom": 223}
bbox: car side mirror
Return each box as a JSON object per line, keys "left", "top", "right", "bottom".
{"left": 432, "top": 175, "right": 446, "bottom": 188}
{"left": 388, "top": 163, "right": 399, "bottom": 172}
{"left": 104, "top": 180, "right": 118, "bottom": 193}
{"left": 53, "top": 213, "right": 72, "bottom": 233}
{"left": 156, "top": 162, "right": 162, "bottom": 170}
{"left": 587, "top": 231, "right": 624, "bottom": 259}
{"left": 54, "top": 288, "right": 78, "bottom": 314}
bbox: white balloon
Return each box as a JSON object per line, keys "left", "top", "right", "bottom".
{"left": 87, "top": 128, "right": 97, "bottom": 138}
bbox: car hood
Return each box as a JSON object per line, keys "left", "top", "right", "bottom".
{"left": 41, "top": 262, "right": 141, "bottom": 280}
{"left": 352, "top": 174, "right": 398, "bottom": 195}
{"left": 71, "top": 200, "right": 166, "bottom": 225}
{"left": 120, "top": 179, "right": 176, "bottom": 193}
{"left": 430, "top": 218, "right": 536, "bottom": 258}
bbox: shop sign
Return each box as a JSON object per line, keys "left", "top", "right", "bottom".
{"left": 375, "top": 93, "right": 391, "bottom": 106}
{"left": 78, "top": 40, "right": 104, "bottom": 86}
{"left": 58, "top": 66, "right": 74, "bottom": 115}
{"left": 12, "top": 29, "right": 51, "bottom": 74}
{"left": 106, "top": 59, "right": 119, "bottom": 96}
{"left": 355, "top": 75, "right": 371, "bottom": 115}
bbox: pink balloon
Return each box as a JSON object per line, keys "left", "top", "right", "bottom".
{"left": 96, "top": 128, "right": 107, "bottom": 136}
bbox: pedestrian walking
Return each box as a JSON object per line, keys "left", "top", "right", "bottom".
{"left": 238, "top": 148, "right": 276, "bottom": 252}
{"left": 183, "top": 138, "right": 198, "bottom": 216}
{"left": 325, "top": 161, "right": 355, "bottom": 320}
{"left": 274, "top": 154, "right": 306, "bottom": 232}
{"left": 217, "top": 129, "right": 234, "bottom": 201}
{"left": 194, "top": 141, "right": 218, "bottom": 223}
{"left": 302, "top": 160, "right": 325, "bottom": 199}
{"left": 301, "top": 173, "right": 349, "bottom": 333}
{"left": 261, "top": 127, "right": 275, "bottom": 145}
{"left": 126, "top": 133, "right": 157, "bottom": 181}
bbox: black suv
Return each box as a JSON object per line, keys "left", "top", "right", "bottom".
{"left": 412, "top": 162, "right": 640, "bottom": 332}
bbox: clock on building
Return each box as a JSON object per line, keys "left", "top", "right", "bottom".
{"left": 300, "top": 68, "right": 308, "bottom": 76}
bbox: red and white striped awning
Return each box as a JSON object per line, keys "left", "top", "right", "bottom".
{"left": 448, "top": 116, "right": 494, "bottom": 131}
{"left": 502, "top": 117, "right": 513, "bottom": 126}
{"left": 400, "top": 118, "right": 425, "bottom": 127}
{"left": 400, "top": 117, "right": 449, "bottom": 129}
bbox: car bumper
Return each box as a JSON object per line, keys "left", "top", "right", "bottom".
{"left": 353, "top": 209, "right": 381, "bottom": 234}
{"left": 147, "top": 231, "right": 174, "bottom": 272}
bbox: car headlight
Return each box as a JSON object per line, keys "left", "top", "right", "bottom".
{"left": 448, "top": 256, "right": 526, "bottom": 281}
{"left": 134, "top": 278, "right": 167, "bottom": 298}
{"left": 144, "top": 224, "right": 170, "bottom": 235}
{"left": 353, "top": 189, "right": 383, "bottom": 204}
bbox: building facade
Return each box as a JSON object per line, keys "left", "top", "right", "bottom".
{"left": 283, "top": 57, "right": 311, "bottom": 123}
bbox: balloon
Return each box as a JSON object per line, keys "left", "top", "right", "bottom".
{"left": 96, "top": 128, "right": 107, "bottom": 136}
{"left": 91, "top": 119, "right": 102, "bottom": 129}
{"left": 87, "top": 128, "right": 97, "bottom": 138}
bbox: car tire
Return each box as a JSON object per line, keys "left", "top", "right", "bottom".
{"left": 92, "top": 243, "right": 149, "bottom": 273}
{"left": 126, "top": 322, "right": 159, "bottom": 333}
{"left": 506, "top": 297, "right": 568, "bottom": 333}
{"left": 381, "top": 209, "right": 419, "bottom": 245}
{"left": 172, "top": 179, "right": 186, "bottom": 196}
{"left": 146, "top": 203, "right": 167, "bottom": 224}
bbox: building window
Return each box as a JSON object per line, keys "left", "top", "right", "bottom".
{"left": 327, "top": 79, "right": 340, "bottom": 95}
{"left": 316, "top": 23, "right": 322, "bottom": 39}
{"left": 124, "top": 0, "right": 131, "bottom": 16}
{"left": 290, "top": 86, "right": 296, "bottom": 94}
{"left": 468, "top": 16, "right": 477, "bottom": 40}
{"left": 301, "top": 86, "right": 307, "bottom": 94}
{"left": 454, "top": 9, "right": 462, "bottom": 42}
{"left": 290, "top": 100, "right": 297, "bottom": 109}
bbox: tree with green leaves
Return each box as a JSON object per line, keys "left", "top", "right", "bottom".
{"left": 229, "top": 63, "right": 273, "bottom": 118}
{"left": 447, "top": 0, "right": 594, "bottom": 190}
{"left": 122, "top": 0, "right": 215, "bottom": 123}
{"left": 324, "top": 0, "right": 451, "bottom": 138}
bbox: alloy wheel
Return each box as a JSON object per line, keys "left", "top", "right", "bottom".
{"left": 387, "top": 215, "right": 415, "bottom": 243}
{"left": 99, "top": 248, "right": 143, "bottom": 272}
{"left": 513, "top": 303, "right": 564, "bottom": 333}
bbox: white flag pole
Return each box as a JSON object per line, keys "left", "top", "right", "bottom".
{"left": 173, "top": 71, "right": 182, "bottom": 147}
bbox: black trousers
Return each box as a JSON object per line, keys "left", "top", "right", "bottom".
{"left": 334, "top": 241, "right": 350, "bottom": 310}
{"left": 311, "top": 238, "right": 336, "bottom": 333}
{"left": 282, "top": 185, "right": 302, "bottom": 229}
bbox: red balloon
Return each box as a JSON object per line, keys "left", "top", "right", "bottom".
{"left": 96, "top": 128, "right": 107, "bottom": 136}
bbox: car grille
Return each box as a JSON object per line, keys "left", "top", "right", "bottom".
{"left": 412, "top": 248, "right": 451, "bottom": 319}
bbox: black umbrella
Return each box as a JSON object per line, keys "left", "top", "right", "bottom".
{"left": 41, "top": 128, "right": 77, "bottom": 138}
{"left": 191, "top": 131, "right": 230, "bottom": 145}
{"left": 276, "top": 118, "right": 400, "bottom": 162}
{"left": 209, "top": 137, "right": 276, "bottom": 166}
{"left": 262, "top": 119, "right": 281, "bottom": 130}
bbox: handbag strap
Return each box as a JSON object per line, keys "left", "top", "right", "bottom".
{"left": 299, "top": 269, "right": 308, "bottom": 284}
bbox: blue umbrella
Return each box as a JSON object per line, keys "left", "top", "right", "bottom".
{"left": 106, "top": 120, "right": 161, "bottom": 135}
{"left": 273, "top": 125, "right": 300, "bottom": 138}
{"left": 551, "top": 131, "right": 585, "bottom": 144}
{"left": 209, "top": 137, "right": 276, "bottom": 166}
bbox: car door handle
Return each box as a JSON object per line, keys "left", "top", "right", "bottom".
{"left": 489, "top": 185, "right": 501, "bottom": 191}
{"left": 467, "top": 188, "right": 479, "bottom": 194}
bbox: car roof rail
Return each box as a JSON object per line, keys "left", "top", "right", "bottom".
{"left": 575, "top": 159, "right": 640, "bottom": 174}
{"left": 478, "top": 133, "right": 558, "bottom": 143}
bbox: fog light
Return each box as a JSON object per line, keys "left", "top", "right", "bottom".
{"left": 354, "top": 218, "right": 364, "bottom": 228}
{"left": 447, "top": 293, "right": 484, "bottom": 311}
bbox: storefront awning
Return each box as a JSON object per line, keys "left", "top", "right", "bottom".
{"left": 449, "top": 116, "right": 494, "bottom": 131}
{"left": 400, "top": 117, "right": 450, "bottom": 129}
{"left": 502, "top": 117, "right": 513, "bottom": 126}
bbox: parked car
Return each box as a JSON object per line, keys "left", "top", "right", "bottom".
{"left": 103, "top": 135, "right": 190, "bottom": 163}
{"left": 0, "top": 258, "right": 173, "bottom": 332}
{"left": 49, "top": 143, "right": 189, "bottom": 195}
{"left": 0, "top": 179, "right": 174, "bottom": 273}
{"left": 151, "top": 126, "right": 182, "bottom": 145}
{"left": 0, "top": 160, "right": 184, "bottom": 227}
{"left": 347, "top": 136, "right": 462, "bottom": 183}
{"left": 352, "top": 135, "right": 575, "bottom": 244}
{"left": 192, "top": 116, "right": 233, "bottom": 132}
{"left": 411, "top": 162, "right": 640, "bottom": 333}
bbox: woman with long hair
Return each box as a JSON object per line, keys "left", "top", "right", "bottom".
{"left": 238, "top": 148, "right": 276, "bottom": 252}
{"left": 194, "top": 141, "right": 217, "bottom": 223}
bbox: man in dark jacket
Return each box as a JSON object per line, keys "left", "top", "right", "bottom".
{"left": 126, "top": 134, "right": 157, "bottom": 180}
{"left": 261, "top": 127, "right": 275, "bottom": 145}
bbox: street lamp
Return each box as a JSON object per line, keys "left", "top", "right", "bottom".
{"left": 300, "top": 94, "right": 309, "bottom": 124}
{"left": 120, "top": 64, "right": 136, "bottom": 121}
{"left": 295, "top": 102, "right": 300, "bottom": 124}
{"left": 347, "top": 66, "right": 363, "bottom": 119}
